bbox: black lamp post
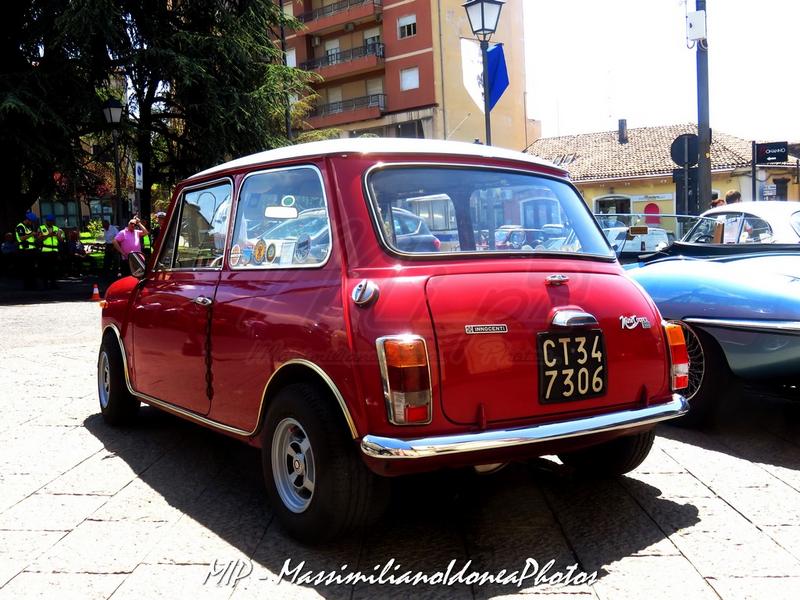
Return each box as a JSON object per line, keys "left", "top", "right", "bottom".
{"left": 102, "top": 98, "right": 124, "bottom": 223}
{"left": 463, "top": 0, "right": 504, "bottom": 146}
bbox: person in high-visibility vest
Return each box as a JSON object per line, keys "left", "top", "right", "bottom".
{"left": 39, "top": 214, "right": 63, "bottom": 289}
{"left": 15, "top": 211, "right": 39, "bottom": 290}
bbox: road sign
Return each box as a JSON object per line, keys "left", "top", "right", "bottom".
{"left": 763, "top": 184, "right": 777, "bottom": 197}
{"left": 135, "top": 162, "right": 143, "bottom": 190}
{"left": 670, "top": 134, "right": 699, "bottom": 167}
{"left": 756, "top": 142, "right": 788, "bottom": 164}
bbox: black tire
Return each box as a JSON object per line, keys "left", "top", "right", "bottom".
{"left": 559, "top": 429, "right": 655, "bottom": 477}
{"left": 97, "top": 337, "right": 140, "bottom": 426}
{"left": 261, "top": 383, "right": 389, "bottom": 543}
{"left": 674, "top": 323, "right": 730, "bottom": 428}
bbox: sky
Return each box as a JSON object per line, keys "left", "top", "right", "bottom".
{"left": 523, "top": 0, "right": 800, "bottom": 142}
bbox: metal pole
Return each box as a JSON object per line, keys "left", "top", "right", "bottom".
{"left": 683, "top": 136, "right": 689, "bottom": 213}
{"left": 481, "top": 39, "right": 491, "bottom": 146}
{"left": 695, "top": 0, "right": 711, "bottom": 214}
{"left": 752, "top": 140, "right": 757, "bottom": 201}
{"left": 111, "top": 129, "right": 123, "bottom": 224}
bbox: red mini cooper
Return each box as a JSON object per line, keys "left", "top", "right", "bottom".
{"left": 98, "top": 139, "right": 689, "bottom": 542}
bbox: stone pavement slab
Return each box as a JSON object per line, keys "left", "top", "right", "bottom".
{"left": 2, "top": 300, "right": 800, "bottom": 600}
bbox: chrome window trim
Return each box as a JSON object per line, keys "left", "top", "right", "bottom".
{"left": 375, "top": 334, "right": 434, "bottom": 426}
{"left": 103, "top": 324, "right": 357, "bottom": 439}
{"left": 152, "top": 177, "right": 234, "bottom": 273}
{"left": 361, "top": 161, "right": 616, "bottom": 262}
{"left": 683, "top": 317, "right": 800, "bottom": 334}
{"left": 227, "top": 164, "right": 333, "bottom": 271}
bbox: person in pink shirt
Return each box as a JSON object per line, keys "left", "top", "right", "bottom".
{"left": 113, "top": 218, "right": 149, "bottom": 272}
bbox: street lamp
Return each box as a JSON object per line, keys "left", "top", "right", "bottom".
{"left": 102, "top": 98, "right": 124, "bottom": 224}
{"left": 463, "top": 0, "right": 504, "bottom": 146}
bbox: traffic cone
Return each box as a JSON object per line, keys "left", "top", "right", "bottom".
{"left": 91, "top": 283, "right": 101, "bottom": 301}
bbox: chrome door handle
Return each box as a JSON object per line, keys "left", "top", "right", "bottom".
{"left": 192, "top": 296, "right": 213, "bottom": 307}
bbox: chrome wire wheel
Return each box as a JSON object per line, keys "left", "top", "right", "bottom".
{"left": 680, "top": 323, "right": 705, "bottom": 401}
{"left": 98, "top": 351, "right": 111, "bottom": 409}
{"left": 271, "top": 417, "right": 316, "bottom": 514}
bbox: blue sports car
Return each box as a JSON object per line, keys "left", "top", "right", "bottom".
{"left": 626, "top": 242, "right": 800, "bottom": 425}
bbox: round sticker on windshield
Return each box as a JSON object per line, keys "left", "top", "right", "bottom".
{"left": 294, "top": 234, "right": 311, "bottom": 263}
{"left": 253, "top": 240, "right": 267, "bottom": 265}
{"left": 281, "top": 195, "right": 296, "bottom": 207}
{"left": 266, "top": 243, "right": 277, "bottom": 263}
{"left": 229, "top": 244, "right": 242, "bottom": 267}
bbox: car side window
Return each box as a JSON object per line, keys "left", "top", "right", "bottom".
{"left": 156, "top": 181, "right": 231, "bottom": 270}
{"left": 741, "top": 216, "right": 772, "bottom": 243}
{"left": 229, "top": 166, "right": 330, "bottom": 269}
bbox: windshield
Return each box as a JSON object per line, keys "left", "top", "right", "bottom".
{"left": 366, "top": 166, "right": 613, "bottom": 258}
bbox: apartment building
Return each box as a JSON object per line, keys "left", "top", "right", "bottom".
{"left": 284, "top": 0, "right": 539, "bottom": 150}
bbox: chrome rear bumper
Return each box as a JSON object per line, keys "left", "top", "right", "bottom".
{"left": 361, "top": 394, "right": 688, "bottom": 459}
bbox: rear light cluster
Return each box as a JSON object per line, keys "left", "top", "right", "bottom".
{"left": 376, "top": 335, "right": 433, "bottom": 425}
{"left": 663, "top": 322, "right": 689, "bottom": 391}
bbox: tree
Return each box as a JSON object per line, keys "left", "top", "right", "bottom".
{"left": 60, "top": 0, "right": 316, "bottom": 220}
{"left": 0, "top": 1, "right": 106, "bottom": 233}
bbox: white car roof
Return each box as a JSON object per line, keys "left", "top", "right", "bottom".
{"left": 700, "top": 201, "right": 800, "bottom": 242}
{"left": 190, "top": 138, "right": 561, "bottom": 180}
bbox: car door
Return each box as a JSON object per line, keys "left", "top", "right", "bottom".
{"left": 128, "top": 179, "right": 232, "bottom": 415}
{"left": 207, "top": 165, "right": 344, "bottom": 432}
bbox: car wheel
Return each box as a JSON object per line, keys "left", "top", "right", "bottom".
{"left": 97, "top": 338, "right": 140, "bottom": 426}
{"left": 674, "top": 322, "right": 730, "bottom": 427}
{"left": 558, "top": 429, "right": 655, "bottom": 477}
{"left": 261, "top": 383, "right": 389, "bottom": 543}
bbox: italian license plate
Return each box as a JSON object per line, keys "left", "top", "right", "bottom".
{"left": 537, "top": 330, "right": 607, "bottom": 403}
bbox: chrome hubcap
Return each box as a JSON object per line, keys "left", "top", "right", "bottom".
{"left": 98, "top": 351, "right": 111, "bottom": 409}
{"left": 271, "top": 418, "right": 315, "bottom": 513}
{"left": 681, "top": 323, "right": 705, "bottom": 401}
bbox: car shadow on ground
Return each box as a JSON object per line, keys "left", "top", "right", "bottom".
{"left": 659, "top": 387, "right": 800, "bottom": 473}
{"left": 83, "top": 407, "right": 700, "bottom": 597}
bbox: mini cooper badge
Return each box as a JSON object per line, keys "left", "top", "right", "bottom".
{"left": 620, "top": 315, "right": 652, "bottom": 330}
{"left": 465, "top": 324, "right": 508, "bottom": 335}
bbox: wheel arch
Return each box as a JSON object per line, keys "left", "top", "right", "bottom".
{"left": 258, "top": 360, "right": 359, "bottom": 440}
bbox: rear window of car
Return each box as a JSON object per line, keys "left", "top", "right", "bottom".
{"left": 365, "top": 166, "right": 614, "bottom": 258}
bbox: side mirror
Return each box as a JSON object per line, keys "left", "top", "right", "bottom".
{"left": 128, "top": 252, "right": 147, "bottom": 278}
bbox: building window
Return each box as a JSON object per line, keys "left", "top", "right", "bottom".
{"left": 282, "top": 2, "right": 293, "bottom": 17}
{"left": 40, "top": 199, "right": 81, "bottom": 228}
{"left": 398, "top": 15, "right": 417, "bottom": 39}
{"left": 285, "top": 48, "right": 296, "bottom": 68}
{"left": 400, "top": 67, "right": 419, "bottom": 91}
{"left": 363, "top": 26, "right": 381, "bottom": 48}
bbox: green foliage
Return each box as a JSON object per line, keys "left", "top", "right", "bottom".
{"left": 2, "top": 0, "right": 316, "bottom": 229}
{"left": 86, "top": 218, "right": 104, "bottom": 240}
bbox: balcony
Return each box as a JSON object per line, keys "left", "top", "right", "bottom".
{"left": 298, "top": 0, "right": 382, "bottom": 35}
{"left": 300, "top": 43, "right": 385, "bottom": 80}
{"left": 307, "top": 93, "right": 387, "bottom": 128}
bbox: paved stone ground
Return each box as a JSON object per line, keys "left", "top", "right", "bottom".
{"left": 2, "top": 300, "right": 800, "bottom": 599}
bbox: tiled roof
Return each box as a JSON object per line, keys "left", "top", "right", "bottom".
{"left": 526, "top": 124, "right": 798, "bottom": 182}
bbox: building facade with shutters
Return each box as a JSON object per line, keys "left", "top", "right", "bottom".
{"left": 284, "top": 0, "right": 539, "bottom": 149}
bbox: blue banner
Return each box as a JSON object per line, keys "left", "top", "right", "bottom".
{"left": 487, "top": 43, "right": 509, "bottom": 112}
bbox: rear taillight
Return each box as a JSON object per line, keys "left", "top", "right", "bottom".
{"left": 663, "top": 322, "right": 689, "bottom": 391}
{"left": 433, "top": 237, "right": 441, "bottom": 250}
{"left": 376, "top": 335, "right": 433, "bottom": 425}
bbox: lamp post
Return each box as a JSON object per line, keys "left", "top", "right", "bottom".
{"left": 463, "top": 0, "right": 504, "bottom": 146}
{"left": 102, "top": 98, "right": 124, "bottom": 224}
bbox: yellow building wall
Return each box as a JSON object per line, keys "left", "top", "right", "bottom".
{"left": 430, "top": 0, "right": 531, "bottom": 151}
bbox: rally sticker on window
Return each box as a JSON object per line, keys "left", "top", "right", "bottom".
{"left": 230, "top": 244, "right": 242, "bottom": 267}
